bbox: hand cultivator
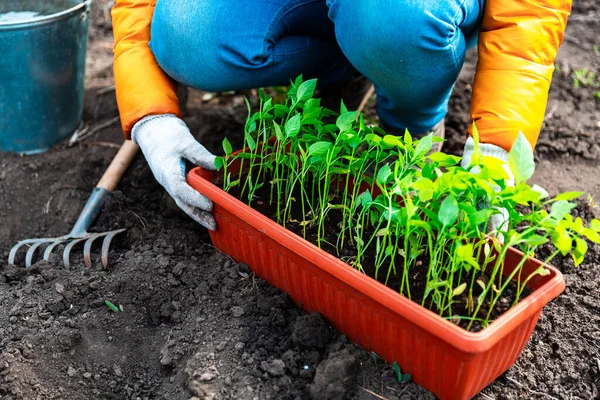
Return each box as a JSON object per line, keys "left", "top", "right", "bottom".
{"left": 8, "top": 141, "right": 139, "bottom": 269}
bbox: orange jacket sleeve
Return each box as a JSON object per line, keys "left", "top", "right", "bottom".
{"left": 112, "top": 0, "right": 181, "bottom": 138}
{"left": 468, "top": 0, "right": 571, "bottom": 151}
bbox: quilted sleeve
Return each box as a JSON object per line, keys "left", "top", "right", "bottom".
{"left": 112, "top": 0, "right": 181, "bottom": 137}
{"left": 468, "top": 0, "right": 571, "bottom": 151}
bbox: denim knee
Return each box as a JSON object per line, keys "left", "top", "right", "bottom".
{"left": 149, "top": 1, "right": 249, "bottom": 92}
{"left": 328, "top": 0, "right": 478, "bottom": 131}
{"left": 329, "top": 0, "right": 466, "bottom": 82}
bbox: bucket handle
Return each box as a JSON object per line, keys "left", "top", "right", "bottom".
{"left": 81, "top": 0, "right": 93, "bottom": 21}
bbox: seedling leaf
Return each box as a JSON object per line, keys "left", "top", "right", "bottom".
{"left": 553, "top": 191, "right": 584, "bottom": 201}
{"left": 375, "top": 228, "right": 388, "bottom": 237}
{"left": 393, "top": 362, "right": 402, "bottom": 381}
{"left": 453, "top": 283, "right": 467, "bottom": 296}
{"left": 105, "top": 300, "right": 119, "bottom": 313}
{"left": 481, "top": 156, "right": 510, "bottom": 181}
{"left": 383, "top": 135, "right": 403, "bottom": 148}
{"left": 456, "top": 243, "right": 473, "bottom": 259}
{"left": 404, "top": 129, "right": 413, "bottom": 146}
{"left": 512, "top": 187, "right": 543, "bottom": 205}
{"left": 438, "top": 195, "right": 459, "bottom": 227}
{"left": 582, "top": 228, "right": 600, "bottom": 244}
{"left": 551, "top": 231, "right": 572, "bottom": 255}
{"left": 214, "top": 156, "right": 224, "bottom": 170}
{"left": 285, "top": 114, "right": 302, "bottom": 138}
{"left": 365, "top": 133, "right": 381, "bottom": 145}
{"left": 357, "top": 190, "right": 373, "bottom": 207}
{"left": 522, "top": 234, "right": 548, "bottom": 246}
{"left": 296, "top": 78, "right": 317, "bottom": 103}
{"left": 573, "top": 237, "right": 588, "bottom": 266}
{"left": 305, "top": 98, "right": 321, "bottom": 109}
{"left": 425, "top": 280, "right": 448, "bottom": 298}
{"left": 392, "top": 362, "right": 410, "bottom": 384}
{"left": 274, "top": 122, "right": 284, "bottom": 141}
{"left": 308, "top": 141, "right": 332, "bottom": 157}
{"left": 412, "top": 179, "right": 434, "bottom": 202}
{"left": 531, "top": 184, "right": 549, "bottom": 199}
{"left": 222, "top": 137, "right": 232, "bottom": 156}
{"left": 573, "top": 217, "right": 584, "bottom": 234}
{"left": 354, "top": 236, "right": 364, "bottom": 247}
{"left": 476, "top": 279, "right": 486, "bottom": 291}
{"left": 336, "top": 111, "right": 358, "bottom": 132}
{"left": 274, "top": 104, "right": 289, "bottom": 118}
{"left": 414, "top": 134, "right": 433, "bottom": 157}
{"left": 508, "top": 132, "right": 535, "bottom": 183}
{"left": 245, "top": 132, "right": 256, "bottom": 151}
{"left": 427, "top": 152, "right": 461, "bottom": 167}
{"left": 345, "top": 134, "right": 361, "bottom": 150}
{"left": 376, "top": 164, "right": 392, "bottom": 185}
{"left": 340, "top": 100, "right": 348, "bottom": 114}
{"left": 550, "top": 200, "right": 577, "bottom": 221}
{"left": 472, "top": 122, "right": 480, "bottom": 145}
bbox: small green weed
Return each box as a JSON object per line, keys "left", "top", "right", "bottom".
{"left": 105, "top": 300, "right": 123, "bottom": 313}
{"left": 393, "top": 362, "right": 411, "bottom": 384}
{"left": 573, "top": 68, "right": 598, "bottom": 88}
{"left": 572, "top": 68, "right": 600, "bottom": 98}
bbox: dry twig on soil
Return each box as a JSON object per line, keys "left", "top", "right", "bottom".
{"left": 358, "top": 386, "right": 391, "bottom": 400}
{"left": 88, "top": 141, "right": 121, "bottom": 149}
{"left": 356, "top": 83, "right": 375, "bottom": 116}
{"left": 69, "top": 116, "right": 120, "bottom": 146}
{"left": 505, "top": 377, "right": 559, "bottom": 400}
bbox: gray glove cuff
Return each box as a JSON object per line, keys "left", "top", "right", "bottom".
{"left": 461, "top": 136, "right": 510, "bottom": 169}
{"left": 131, "top": 114, "right": 185, "bottom": 145}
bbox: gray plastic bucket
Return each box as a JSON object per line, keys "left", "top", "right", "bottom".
{"left": 0, "top": 0, "right": 91, "bottom": 154}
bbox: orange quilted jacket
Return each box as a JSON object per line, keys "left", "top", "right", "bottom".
{"left": 112, "top": 0, "right": 570, "bottom": 151}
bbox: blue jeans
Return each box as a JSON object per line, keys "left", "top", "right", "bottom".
{"left": 150, "top": 0, "right": 484, "bottom": 133}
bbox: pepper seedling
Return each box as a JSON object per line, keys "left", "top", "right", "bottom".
{"left": 216, "top": 76, "right": 600, "bottom": 330}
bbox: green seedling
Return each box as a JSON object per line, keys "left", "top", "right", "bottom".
{"left": 216, "top": 76, "right": 599, "bottom": 330}
{"left": 105, "top": 300, "right": 122, "bottom": 313}
{"left": 573, "top": 68, "right": 600, "bottom": 89}
{"left": 393, "top": 362, "right": 411, "bottom": 384}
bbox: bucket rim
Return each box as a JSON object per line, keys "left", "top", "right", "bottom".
{"left": 0, "top": 0, "right": 91, "bottom": 30}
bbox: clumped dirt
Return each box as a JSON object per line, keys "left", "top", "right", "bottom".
{"left": 0, "top": 1, "right": 599, "bottom": 399}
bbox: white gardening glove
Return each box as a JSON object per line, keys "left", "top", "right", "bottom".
{"left": 461, "top": 136, "right": 514, "bottom": 238}
{"left": 132, "top": 114, "right": 217, "bottom": 230}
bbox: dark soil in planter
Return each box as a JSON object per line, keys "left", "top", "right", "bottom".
{"left": 0, "top": 1, "right": 599, "bottom": 399}
{"left": 226, "top": 179, "right": 526, "bottom": 333}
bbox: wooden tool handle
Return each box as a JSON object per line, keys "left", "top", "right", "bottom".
{"left": 356, "top": 83, "right": 375, "bottom": 117}
{"left": 97, "top": 140, "right": 139, "bottom": 192}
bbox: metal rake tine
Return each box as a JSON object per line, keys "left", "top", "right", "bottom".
{"left": 83, "top": 233, "right": 107, "bottom": 268}
{"left": 101, "top": 229, "right": 127, "bottom": 268}
{"left": 9, "top": 239, "right": 46, "bottom": 266}
{"left": 43, "top": 240, "right": 66, "bottom": 262}
{"left": 63, "top": 238, "right": 87, "bottom": 269}
{"left": 25, "top": 241, "right": 47, "bottom": 269}
{"left": 8, "top": 242, "right": 27, "bottom": 266}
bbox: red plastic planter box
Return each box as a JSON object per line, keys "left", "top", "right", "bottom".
{"left": 188, "top": 167, "right": 565, "bottom": 400}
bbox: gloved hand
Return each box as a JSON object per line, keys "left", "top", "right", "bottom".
{"left": 461, "top": 136, "right": 514, "bottom": 239}
{"left": 132, "top": 114, "right": 217, "bottom": 230}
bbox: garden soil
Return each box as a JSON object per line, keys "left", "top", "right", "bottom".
{"left": 1, "top": 1, "right": 599, "bottom": 399}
